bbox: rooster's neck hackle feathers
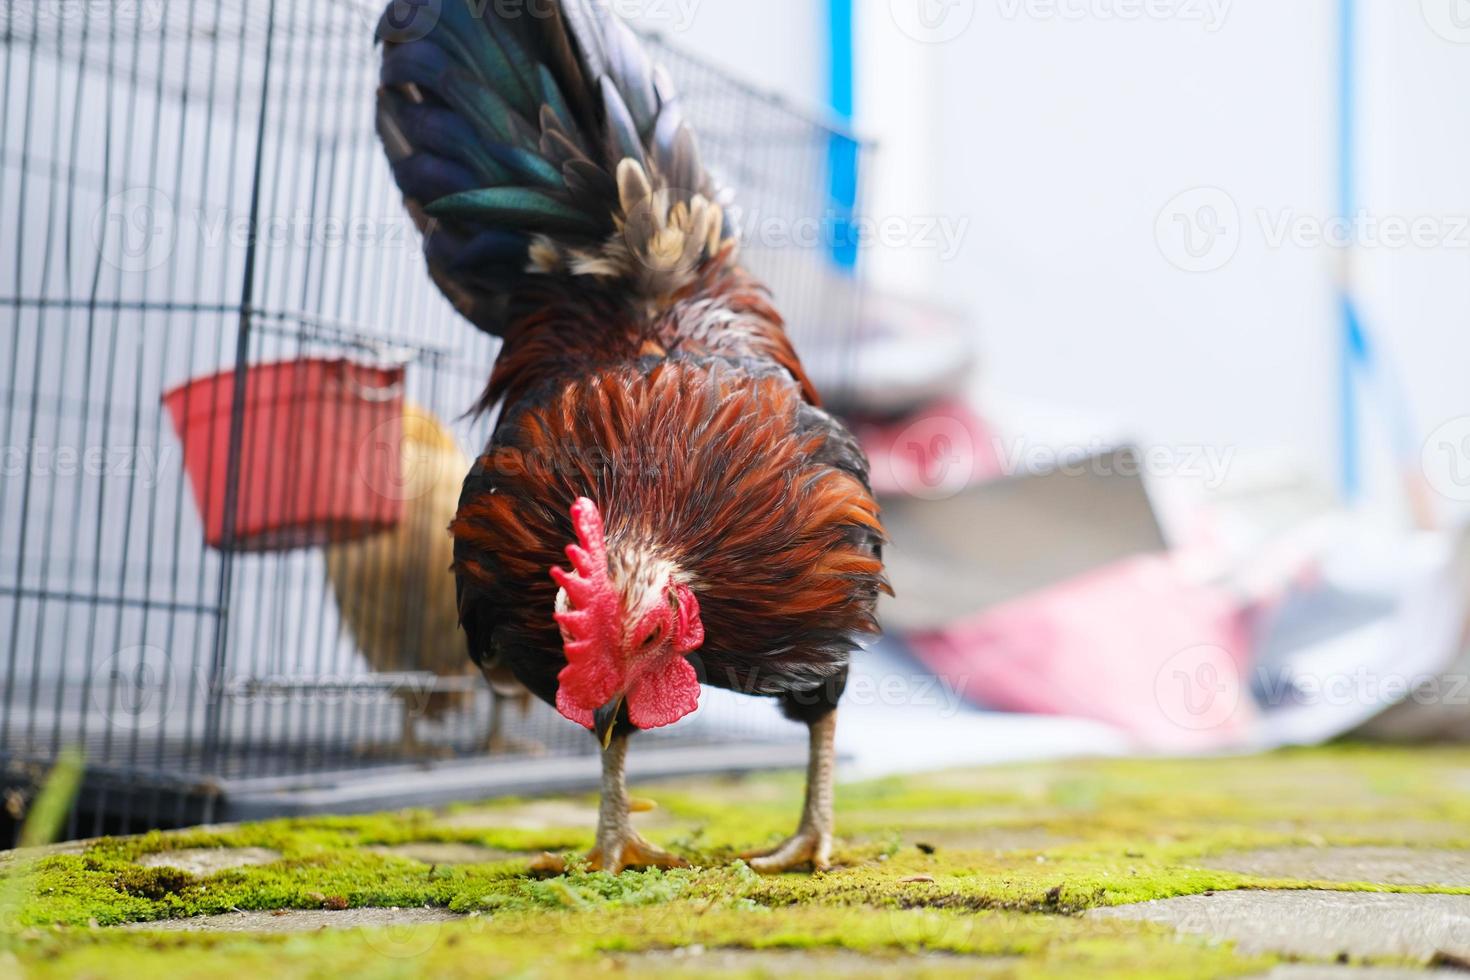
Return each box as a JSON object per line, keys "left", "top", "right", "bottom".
{"left": 472, "top": 247, "right": 819, "bottom": 416}
{"left": 452, "top": 361, "right": 889, "bottom": 708}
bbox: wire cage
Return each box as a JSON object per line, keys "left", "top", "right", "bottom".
{"left": 0, "top": 0, "right": 866, "bottom": 843}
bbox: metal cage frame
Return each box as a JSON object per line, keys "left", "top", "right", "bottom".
{"left": 0, "top": 0, "right": 867, "bottom": 843}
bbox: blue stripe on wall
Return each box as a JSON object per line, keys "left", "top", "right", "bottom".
{"left": 1338, "top": 0, "right": 1361, "bottom": 500}
{"left": 829, "top": 0, "right": 854, "bottom": 118}
{"left": 827, "top": 0, "right": 858, "bottom": 271}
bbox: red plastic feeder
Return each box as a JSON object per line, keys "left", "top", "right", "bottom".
{"left": 164, "top": 357, "right": 406, "bottom": 551}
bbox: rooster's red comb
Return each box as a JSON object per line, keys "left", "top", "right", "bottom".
{"left": 551, "top": 498, "right": 622, "bottom": 723}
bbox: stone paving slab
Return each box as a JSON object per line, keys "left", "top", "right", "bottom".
{"left": 890, "top": 827, "right": 1068, "bottom": 853}
{"left": 137, "top": 847, "right": 282, "bottom": 876}
{"left": 438, "top": 799, "right": 603, "bottom": 830}
{"left": 1090, "top": 891, "right": 1470, "bottom": 961}
{"left": 122, "top": 908, "right": 463, "bottom": 933}
{"left": 1200, "top": 847, "right": 1470, "bottom": 887}
{"left": 617, "top": 949, "right": 1017, "bottom": 977}
{"left": 1252, "top": 820, "right": 1469, "bottom": 845}
{"left": 1260, "top": 967, "right": 1467, "bottom": 980}
{"left": 364, "top": 842, "right": 531, "bottom": 865}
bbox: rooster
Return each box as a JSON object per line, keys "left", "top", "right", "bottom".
{"left": 375, "top": 0, "right": 888, "bottom": 872}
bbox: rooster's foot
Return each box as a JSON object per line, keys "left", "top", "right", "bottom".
{"left": 529, "top": 835, "right": 687, "bottom": 876}
{"left": 590, "top": 834, "right": 688, "bottom": 873}
{"left": 743, "top": 828, "right": 832, "bottom": 874}
{"left": 743, "top": 711, "right": 838, "bottom": 874}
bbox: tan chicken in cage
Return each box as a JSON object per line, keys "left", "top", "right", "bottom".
{"left": 325, "top": 403, "right": 533, "bottom": 756}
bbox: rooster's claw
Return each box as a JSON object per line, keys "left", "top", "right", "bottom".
{"left": 589, "top": 835, "right": 688, "bottom": 873}
{"left": 530, "top": 837, "right": 688, "bottom": 876}
{"left": 742, "top": 830, "right": 832, "bottom": 873}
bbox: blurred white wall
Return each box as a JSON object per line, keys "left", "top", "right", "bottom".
{"left": 622, "top": 0, "right": 826, "bottom": 107}
{"left": 661, "top": 1, "right": 1470, "bottom": 520}
{"left": 865, "top": 0, "right": 1470, "bottom": 518}
{"left": 1354, "top": 0, "right": 1470, "bottom": 516}
{"left": 932, "top": 1, "right": 1337, "bottom": 477}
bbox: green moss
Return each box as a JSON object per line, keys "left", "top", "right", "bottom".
{"left": 6, "top": 904, "right": 1272, "bottom": 980}
{"left": 4, "top": 745, "right": 1469, "bottom": 978}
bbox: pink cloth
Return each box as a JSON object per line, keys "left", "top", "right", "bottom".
{"left": 907, "top": 554, "right": 1256, "bottom": 750}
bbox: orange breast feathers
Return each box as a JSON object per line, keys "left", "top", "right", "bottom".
{"left": 451, "top": 360, "right": 889, "bottom": 713}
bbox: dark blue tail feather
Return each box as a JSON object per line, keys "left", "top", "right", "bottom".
{"left": 374, "top": 0, "right": 724, "bottom": 336}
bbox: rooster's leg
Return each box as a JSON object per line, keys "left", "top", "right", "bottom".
{"left": 585, "top": 733, "right": 688, "bottom": 873}
{"left": 746, "top": 710, "right": 836, "bottom": 873}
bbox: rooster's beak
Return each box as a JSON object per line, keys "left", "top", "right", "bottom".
{"left": 594, "top": 695, "right": 625, "bottom": 750}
